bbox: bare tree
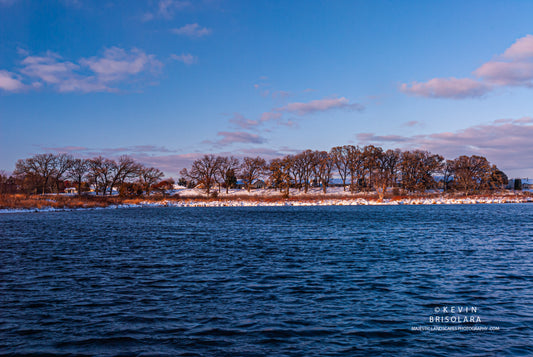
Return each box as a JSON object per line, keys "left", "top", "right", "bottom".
{"left": 346, "top": 145, "right": 364, "bottom": 193}
{"left": 87, "top": 156, "right": 116, "bottom": 195}
{"left": 293, "top": 150, "right": 314, "bottom": 193}
{"left": 330, "top": 146, "right": 350, "bottom": 191}
{"left": 362, "top": 145, "right": 383, "bottom": 191}
{"left": 312, "top": 151, "right": 333, "bottom": 194}
{"left": 240, "top": 156, "right": 267, "bottom": 192}
{"left": 217, "top": 156, "right": 240, "bottom": 194}
{"left": 269, "top": 158, "right": 284, "bottom": 192}
{"left": 373, "top": 149, "right": 401, "bottom": 200}
{"left": 67, "top": 158, "right": 89, "bottom": 195}
{"left": 489, "top": 166, "right": 508, "bottom": 190}
{"left": 139, "top": 166, "right": 164, "bottom": 195}
{"left": 109, "top": 156, "right": 142, "bottom": 196}
{"left": 0, "top": 170, "right": 8, "bottom": 195}
{"left": 52, "top": 153, "right": 74, "bottom": 193}
{"left": 452, "top": 155, "right": 492, "bottom": 193}
{"left": 269, "top": 156, "right": 293, "bottom": 196}
{"left": 14, "top": 153, "right": 57, "bottom": 194}
{"left": 442, "top": 159, "right": 454, "bottom": 192}
{"left": 400, "top": 150, "right": 443, "bottom": 193}
{"left": 180, "top": 155, "right": 221, "bottom": 195}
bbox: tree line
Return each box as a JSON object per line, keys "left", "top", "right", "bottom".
{"left": 1, "top": 153, "right": 168, "bottom": 196}
{"left": 1, "top": 145, "right": 508, "bottom": 197}
{"left": 180, "top": 145, "right": 508, "bottom": 198}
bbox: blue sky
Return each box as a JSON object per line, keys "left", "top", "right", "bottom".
{"left": 1, "top": 0, "right": 533, "bottom": 178}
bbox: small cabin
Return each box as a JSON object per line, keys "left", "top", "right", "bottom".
{"left": 236, "top": 179, "right": 265, "bottom": 189}
{"left": 64, "top": 187, "right": 77, "bottom": 194}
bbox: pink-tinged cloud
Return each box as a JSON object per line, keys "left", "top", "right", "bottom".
{"left": 0, "top": 70, "right": 25, "bottom": 91}
{"left": 400, "top": 78, "right": 491, "bottom": 99}
{"left": 356, "top": 133, "right": 411, "bottom": 143}
{"left": 229, "top": 113, "right": 260, "bottom": 129}
{"left": 171, "top": 53, "right": 197, "bottom": 65}
{"left": 171, "top": 23, "right": 212, "bottom": 37}
{"left": 275, "top": 97, "right": 364, "bottom": 115}
{"left": 355, "top": 117, "right": 533, "bottom": 175}
{"left": 474, "top": 61, "right": 533, "bottom": 86}
{"left": 42, "top": 146, "right": 89, "bottom": 153}
{"left": 473, "top": 35, "right": 533, "bottom": 86}
{"left": 43, "top": 145, "right": 177, "bottom": 155}
{"left": 404, "top": 120, "right": 421, "bottom": 127}
{"left": 216, "top": 131, "right": 267, "bottom": 146}
{"left": 272, "top": 90, "right": 291, "bottom": 99}
{"left": 502, "top": 34, "right": 533, "bottom": 60}
{"left": 260, "top": 112, "right": 282, "bottom": 122}
{"left": 401, "top": 34, "right": 533, "bottom": 99}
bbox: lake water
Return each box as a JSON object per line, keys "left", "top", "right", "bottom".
{"left": 1, "top": 205, "right": 532, "bottom": 356}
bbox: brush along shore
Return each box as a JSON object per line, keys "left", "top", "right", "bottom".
{"left": 1, "top": 188, "right": 531, "bottom": 212}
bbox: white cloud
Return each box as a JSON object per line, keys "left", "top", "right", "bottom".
{"left": 0, "top": 70, "right": 25, "bottom": 92}
{"left": 171, "top": 23, "right": 212, "bottom": 38}
{"left": 11, "top": 47, "right": 162, "bottom": 93}
{"left": 158, "top": 0, "right": 190, "bottom": 18}
{"left": 80, "top": 47, "right": 162, "bottom": 82}
{"left": 170, "top": 53, "right": 197, "bottom": 65}
{"left": 20, "top": 52, "right": 79, "bottom": 84}
{"left": 141, "top": 0, "right": 190, "bottom": 21}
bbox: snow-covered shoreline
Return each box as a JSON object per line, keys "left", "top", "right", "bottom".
{"left": 1, "top": 195, "right": 531, "bottom": 214}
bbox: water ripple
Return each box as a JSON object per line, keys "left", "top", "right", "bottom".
{"left": 1, "top": 204, "right": 532, "bottom": 356}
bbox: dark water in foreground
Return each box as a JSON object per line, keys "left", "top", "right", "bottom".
{"left": 1, "top": 205, "right": 532, "bottom": 356}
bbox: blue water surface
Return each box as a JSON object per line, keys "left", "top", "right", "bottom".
{"left": 1, "top": 204, "right": 532, "bottom": 356}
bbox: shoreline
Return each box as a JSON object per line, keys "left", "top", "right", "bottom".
{"left": 1, "top": 192, "right": 532, "bottom": 214}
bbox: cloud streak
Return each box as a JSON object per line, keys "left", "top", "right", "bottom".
{"left": 143, "top": 0, "right": 191, "bottom": 21}
{"left": 42, "top": 145, "right": 178, "bottom": 155}
{"left": 215, "top": 131, "right": 267, "bottom": 146}
{"left": 400, "top": 78, "right": 491, "bottom": 99}
{"left": 171, "top": 53, "right": 197, "bottom": 65}
{"left": 275, "top": 97, "right": 364, "bottom": 115}
{"left": 401, "top": 34, "right": 533, "bottom": 99}
{"left": 356, "top": 117, "right": 533, "bottom": 174}
{"left": 172, "top": 23, "right": 212, "bottom": 37}
{"left": 221, "top": 96, "right": 363, "bottom": 135}
{"left": 229, "top": 113, "right": 260, "bottom": 130}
